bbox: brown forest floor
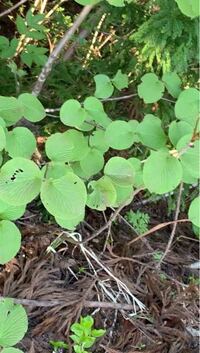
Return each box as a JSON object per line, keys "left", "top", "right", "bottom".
{"left": 0, "top": 197, "right": 199, "bottom": 353}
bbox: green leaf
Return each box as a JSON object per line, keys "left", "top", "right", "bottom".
{"left": 175, "top": 0, "right": 200, "bottom": 18}
{"left": 0, "top": 158, "right": 42, "bottom": 206}
{"left": 16, "top": 15, "right": 27, "bottom": 35}
{"left": 0, "top": 199, "right": 25, "bottom": 221}
{"left": 0, "top": 96, "right": 22, "bottom": 126}
{"left": 55, "top": 211, "right": 84, "bottom": 230}
{"left": 83, "top": 96, "right": 109, "bottom": 128}
{"left": 188, "top": 196, "right": 200, "bottom": 227}
{"left": 80, "top": 148, "right": 104, "bottom": 176}
{"left": 21, "top": 52, "right": 33, "bottom": 67}
{"left": 104, "top": 157, "right": 134, "bottom": 186}
{"left": 1, "top": 348, "right": 24, "bottom": 353}
{"left": 45, "top": 132, "right": 74, "bottom": 162}
{"left": 111, "top": 184, "right": 133, "bottom": 207}
{"left": 83, "top": 336, "right": 95, "bottom": 348}
{"left": 112, "top": 70, "right": 128, "bottom": 90}
{"left": 128, "top": 157, "right": 144, "bottom": 187}
{"left": 43, "top": 162, "right": 72, "bottom": 179}
{"left": 74, "top": 0, "right": 100, "bottom": 5}
{"left": 71, "top": 323, "right": 83, "bottom": 336}
{"left": 136, "top": 114, "right": 167, "bottom": 149}
{"left": 60, "top": 99, "right": 86, "bottom": 128}
{"left": 0, "top": 299, "right": 28, "bottom": 346}
{"left": 143, "top": 150, "right": 182, "bottom": 194}
{"left": 87, "top": 176, "right": 117, "bottom": 211}
{"left": 6, "top": 127, "right": 36, "bottom": 158}
{"left": 107, "top": 0, "right": 125, "bottom": 6}
{"left": 89, "top": 130, "right": 109, "bottom": 153}
{"left": 65, "top": 130, "right": 89, "bottom": 162}
{"left": 91, "top": 329, "right": 106, "bottom": 337}
{"left": 18, "top": 93, "right": 46, "bottom": 122}
{"left": 0, "top": 220, "right": 21, "bottom": 265}
{"left": 138, "top": 73, "right": 165, "bottom": 103}
{"left": 177, "top": 135, "right": 200, "bottom": 178}
{"left": 175, "top": 88, "right": 200, "bottom": 127}
{"left": 80, "top": 315, "right": 94, "bottom": 329}
{"left": 168, "top": 121, "right": 193, "bottom": 147}
{"left": 162, "top": 72, "right": 181, "bottom": 98}
{"left": 0, "top": 36, "right": 9, "bottom": 49}
{"left": 40, "top": 173, "right": 87, "bottom": 219}
{"left": 105, "top": 120, "right": 135, "bottom": 150}
{"left": 94, "top": 74, "right": 114, "bottom": 99}
{"left": 0, "top": 126, "right": 6, "bottom": 151}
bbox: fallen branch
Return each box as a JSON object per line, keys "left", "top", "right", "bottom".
{"left": 128, "top": 218, "right": 189, "bottom": 246}
{"left": 0, "top": 296, "right": 136, "bottom": 311}
{"left": 32, "top": 4, "right": 94, "bottom": 96}
{"left": 0, "top": 0, "right": 28, "bottom": 18}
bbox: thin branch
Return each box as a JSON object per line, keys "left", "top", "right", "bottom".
{"left": 158, "top": 182, "right": 184, "bottom": 266}
{"left": 32, "top": 5, "right": 95, "bottom": 96}
{"left": 0, "top": 0, "right": 28, "bottom": 18}
{"left": 0, "top": 296, "right": 136, "bottom": 311}
{"left": 128, "top": 217, "right": 189, "bottom": 246}
{"left": 101, "top": 93, "right": 137, "bottom": 102}
{"left": 83, "top": 188, "right": 143, "bottom": 244}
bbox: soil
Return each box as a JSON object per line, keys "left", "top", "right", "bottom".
{"left": 0, "top": 198, "right": 199, "bottom": 353}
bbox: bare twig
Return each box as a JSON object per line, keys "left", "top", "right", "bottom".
{"left": 0, "top": 296, "right": 137, "bottom": 311}
{"left": 0, "top": 0, "right": 28, "bottom": 18}
{"left": 83, "top": 188, "right": 143, "bottom": 244}
{"left": 102, "top": 93, "right": 137, "bottom": 102}
{"left": 32, "top": 5, "right": 95, "bottom": 96}
{"left": 158, "top": 182, "right": 184, "bottom": 266}
{"left": 128, "top": 218, "right": 189, "bottom": 246}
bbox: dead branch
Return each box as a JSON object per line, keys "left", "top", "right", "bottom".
{"left": 0, "top": 0, "right": 28, "bottom": 18}
{"left": 32, "top": 4, "right": 95, "bottom": 96}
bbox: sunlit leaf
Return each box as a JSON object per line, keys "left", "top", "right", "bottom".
{"left": 138, "top": 73, "right": 164, "bottom": 103}
{"left": 136, "top": 114, "right": 167, "bottom": 149}
{"left": 104, "top": 157, "right": 134, "bottom": 186}
{"left": 188, "top": 196, "right": 200, "bottom": 227}
{"left": 112, "top": 70, "right": 128, "bottom": 90}
{"left": 18, "top": 93, "right": 46, "bottom": 122}
{"left": 0, "top": 220, "right": 21, "bottom": 265}
{"left": 175, "top": 88, "right": 200, "bottom": 127}
{"left": 80, "top": 148, "right": 104, "bottom": 176}
{"left": 94, "top": 74, "right": 114, "bottom": 99}
{"left": 168, "top": 121, "right": 193, "bottom": 146}
{"left": 87, "top": 176, "right": 117, "bottom": 210}
{"left": 60, "top": 99, "right": 86, "bottom": 128}
{"left": 105, "top": 120, "right": 135, "bottom": 150}
{"left": 6, "top": 127, "right": 36, "bottom": 158}
{"left": 162, "top": 72, "right": 181, "bottom": 98}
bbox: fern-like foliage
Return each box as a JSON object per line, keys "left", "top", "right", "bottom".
{"left": 131, "top": 0, "right": 198, "bottom": 73}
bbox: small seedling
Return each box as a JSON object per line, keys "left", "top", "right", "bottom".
{"left": 152, "top": 251, "right": 164, "bottom": 262}
{"left": 70, "top": 315, "right": 106, "bottom": 353}
{"left": 125, "top": 210, "right": 150, "bottom": 234}
{"left": 50, "top": 340, "right": 68, "bottom": 353}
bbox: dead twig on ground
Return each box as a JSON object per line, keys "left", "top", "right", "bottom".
{"left": 0, "top": 296, "right": 137, "bottom": 311}
{"left": 127, "top": 218, "right": 189, "bottom": 246}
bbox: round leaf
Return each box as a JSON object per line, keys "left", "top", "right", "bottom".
{"left": 6, "top": 127, "right": 36, "bottom": 158}
{"left": 175, "top": 88, "right": 200, "bottom": 127}
{"left": 105, "top": 120, "right": 135, "bottom": 150}
{"left": 162, "top": 72, "right": 181, "bottom": 98}
{"left": 0, "top": 199, "right": 25, "bottom": 220}
{"left": 0, "top": 125, "right": 6, "bottom": 151}
{"left": 87, "top": 176, "right": 117, "bottom": 210}
{"left": 136, "top": 114, "right": 167, "bottom": 150}
{"left": 177, "top": 135, "right": 200, "bottom": 178}
{"left": 0, "top": 299, "right": 28, "bottom": 346}
{"left": 60, "top": 99, "right": 86, "bottom": 128}
{"left": 41, "top": 173, "right": 87, "bottom": 219}
{"left": 128, "top": 157, "right": 144, "bottom": 187}
{"left": 168, "top": 121, "right": 193, "bottom": 147}
{"left": 0, "top": 158, "right": 42, "bottom": 205}
{"left": 18, "top": 93, "right": 46, "bottom": 122}
{"left": 55, "top": 211, "right": 84, "bottom": 230}
{"left": 0, "top": 220, "right": 21, "bottom": 264}
{"left": 89, "top": 130, "right": 109, "bottom": 153}
{"left": 45, "top": 132, "right": 74, "bottom": 162}
{"left": 80, "top": 148, "right": 104, "bottom": 176}
{"left": 143, "top": 150, "right": 182, "bottom": 194}
{"left": 104, "top": 157, "right": 134, "bottom": 186}
{"left": 112, "top": 70, "right": 128, "bottom": 90}
{"left": 175, "top": 0, "right": 199, "bottom": 18}
{"left": 0, "top": 96, "right": 23, "bottom": 126}
{"left": 188, "top": 196, "right": 200, "bottom": 227}
{"left": 94, "top": 74, "right": 114, "bottom": 99}
{"left": 111, "top": 184, "right": 133, "bottom": 207}
{"left": 64, "top": 129, "right": 89, "bottom": 162}
{"left": 43, "top": 162, "right": 72, "bottom": 179}
{"left": 2, "top": 348, "right": 24, "bottom": 353}
{"left": 138, "top": 73, "right": 165, "bottom": 103}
